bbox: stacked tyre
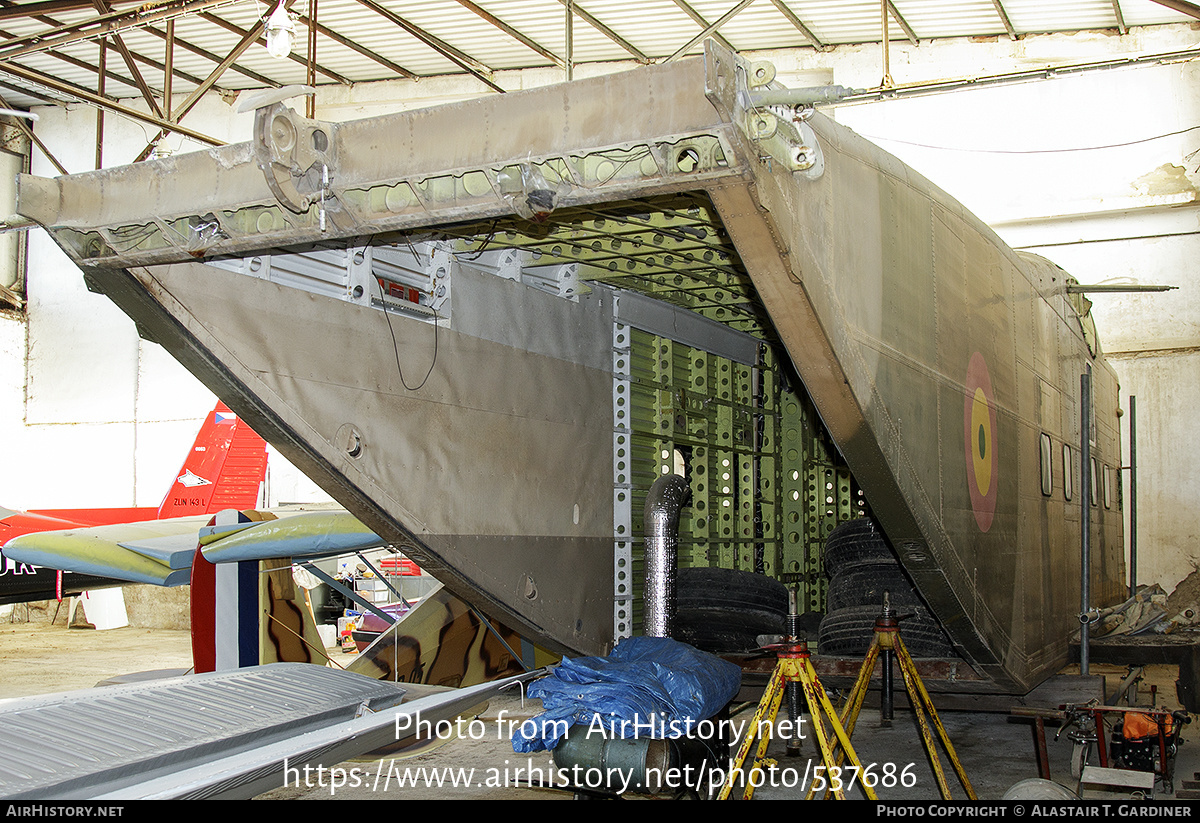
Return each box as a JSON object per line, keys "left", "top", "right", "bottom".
{"left": 673, "top": 566, "right": 788, "bottom": 653}
{"left": 817, "top": 519, "right": 953, "bottom": 659}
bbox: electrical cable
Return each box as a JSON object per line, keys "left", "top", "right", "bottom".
{"left": 860, "top": 124, "right": 1200, "bottom": 155}
{"left": 373, "top": 272, "right": 438, "bottom": 392}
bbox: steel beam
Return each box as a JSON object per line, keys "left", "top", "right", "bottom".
{"left": 1149, "top": 0, "right": 1200, "bottom": 21}
{"left": 0, "top": 0, "right": 107, "bottom": 18}
{"left": 0, "top": 59, "right": 222, "bottom": 146}
{"left": 138, "top": 21, "right": 279, "bottom": 89}
{"left": 0, "top": 79, "right": 56, "bottom": 105}
{"left": 171, "top": 13, "right": 276, "bottom": 115}
{"left": 671, "top": 0, "right": 736, "bottom": 53}
{"left": 838, "top": 45, "right": 1200, "bottom": 104}
{"left": 94, "top": 38, "right": 104, "bottom": 169}
{"left": 455, "top": 0, "right": 564, "bottom": 69}
{"left": 92, "top": 0, "right": 164, "bottom": 118}
{"left": 768, "top": 0, "right": 824, "bottom": 49}
{"left": 0, "top": 0, "right": 260, "bottom": 91}
{"left": 163, "top": 18, "right": 173, "bottom": 119}
{"left": 306, "top": 0, "right": 316, "bottom": 118}
{"left": 0, "top": 0, "right": 242, "bottom": 62}
{"left": 198, "top": 10, "right": 350, "bottom": 86}
{"left": 0, "top": 90, "right": 64, "bottom": 174}
{"left": 667, "top": 0, "right": 755, "bottom": 61}
{"left": 0, "top": 38, "right": 158, "bottom": 99}
{"left": 296, "top": 9, "right": 417, "bottom": 79}
{"left": 555, "top": 0, "right": 650, "bottom": 63}
{"left": 351, "top": 0, "right": 503, "bottom": 93}
{"left": 123, "top": 44, "right": 208, "bottom": 93}
{"left": 133, "top": 1, "right": 296, "bottom": 161}
{"left": 991, "top": 0, "right": 1017, "bottom": 39}
{"left": 886, "top": 0, "right": 919, "bottom": 45}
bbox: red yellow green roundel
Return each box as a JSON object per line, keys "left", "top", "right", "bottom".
{"left": 965, "top": 352, "right": 998, "bottom": 532}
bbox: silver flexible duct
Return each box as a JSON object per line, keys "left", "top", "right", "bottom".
{"left": 643, "top": 473, "right": 690, "bottom": 638}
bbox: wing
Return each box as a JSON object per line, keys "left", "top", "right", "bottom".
{"left": 198, "top": 510, "right": 388, "bottom": 564}
{"left": 1, "top": 516, "right": 214, "bottom": 586}
{"left": 1, "top": 508, "right": 385, "bottom": 586}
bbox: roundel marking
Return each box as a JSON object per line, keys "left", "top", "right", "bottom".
{"left": 965, "top": 352, "right": 999, "bottom": 532}
{"left": 970, "top": 389, "right": 992, "bottom": 496}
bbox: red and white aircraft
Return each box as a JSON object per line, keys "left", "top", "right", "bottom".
{"left": 0, "top": 402, "right": 268, "bottom": 605}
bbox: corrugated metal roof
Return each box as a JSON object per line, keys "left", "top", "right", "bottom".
{"left": 0, "top": 1, "right": 1191, "bottom": 112}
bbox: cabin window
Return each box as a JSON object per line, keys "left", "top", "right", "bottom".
{"left": 1062, "top": 444, "right": 1073, "bottom": 501}
{"left": 1103, "top": 465, "right": 1114, "bottom": 510}
{"left": 1090, "top": 457, "right": 1098, "bottom": 507}
{"left": 1039, "top": 433, "right": 1053, "bottom": 496}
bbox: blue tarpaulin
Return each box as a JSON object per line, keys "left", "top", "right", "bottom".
{"left": 511, "top": 636, "right": 741, "bottom": 752}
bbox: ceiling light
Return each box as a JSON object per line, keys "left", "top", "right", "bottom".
{"left": 264, "top": 3, "right": 295, "bottom": 60}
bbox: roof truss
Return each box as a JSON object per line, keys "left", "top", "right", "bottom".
{"left": 0, "top": 0, "right": 1184, "bottom": 170}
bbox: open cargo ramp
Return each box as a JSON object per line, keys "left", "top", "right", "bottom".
{"left": 17, "top": 42, "right": 1125, "bottom": 693}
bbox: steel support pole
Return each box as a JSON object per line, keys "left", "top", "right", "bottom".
{"left": 880, "top": 0, "right": 894, "bottom": 87}
{"left": 786, "top": 604, "right": 802, "bottom": 756}
{"left": 881, "top": 646, "right": 895, "bottom": 725}
{"left": 306, "top": 0, "right": 317, "bottom": 119}
{"left": 94, "top": 38, "right": 105, "bottom": 170}
{"left": 565, "top": 0, "right": 572, "bottom": 81}
{"left": 164, "top": 19, "right": 173, "bottom": 121}
{"left": 1129, "top": 395, "right": 1138, "bottom": 598}
{"left": 1081, "top": 368, "right": 1092, "bottom": 675}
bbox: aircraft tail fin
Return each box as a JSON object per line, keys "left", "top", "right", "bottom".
{"left": 156, "top": 403, "right": 268, "bottom": 520}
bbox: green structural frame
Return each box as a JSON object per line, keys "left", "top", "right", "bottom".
{"left": 440, "top": 190, "right": 868, "bottom": 639}
{"left": 616, "top": 325, "right": 867, "bottom": 637}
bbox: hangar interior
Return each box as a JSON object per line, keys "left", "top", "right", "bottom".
{"left": 0, "top": 0, "right": 1197, "bottom": 802}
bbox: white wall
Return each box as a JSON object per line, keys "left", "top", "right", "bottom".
{"left": 3, "top": 23, "right": 1197, "bottom": 591}
{"left": 0, "top": 97, "right": 331, "bottom": 509}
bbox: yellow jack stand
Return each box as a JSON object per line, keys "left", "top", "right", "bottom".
{"left": 836, "top": 604, "right": 977, "bottom": 800}
{"left": 719, "top": 637, "right": 877, "bottom": 800}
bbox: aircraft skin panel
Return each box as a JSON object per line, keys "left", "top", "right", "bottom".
{"left": 26, "top": 507, "right": 155, "bottom": 527}
{"left": 758, "top": 112, "right": 1123, "bottom": 691}
{"left": 135, "top": 261, "right": 614, "bottom": 534}
{"left": 347, "top": 585, "right": 535, "bottom": 688}
{"left": 718, "top": 96, "right": 1125, "bottom": 688}
{"left": 15, "top": 42, "right": 1126, "bottom": 690}
{"left": 198, "top": 510, "right": 387, "bottom": 562}
{"left": 96, "top": 255, "right": 618, "bottom": 657}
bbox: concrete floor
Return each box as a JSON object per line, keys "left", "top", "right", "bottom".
{"left": 256, "top": 671, "right": 1196, "bottom": 801}
{"left": 0, "top": 622, "right": 194, "bottom": 699}
{"left": 256, "top": 687, "right": 1072, "bottom": 801}
{"left": 1, "top": 621, "right": 1197, "bottom": 801}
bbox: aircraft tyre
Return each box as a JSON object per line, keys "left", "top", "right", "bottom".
{"left": 825, "top": 562, "right": 924, "bottom": 613}
{"left": 674, "top": 607, "right": 788, "bottom": 653}
{"left": 817, "top": 604, "right": 953, "bottom": 658}
{"left": 675, "top": 566, "right": 789, "bottom": 613}
{"left": 822, "top": 518, "right": 895, "bottom": 574}
{"left": 674, "top": 567, "right": 788, "bottom": 653}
